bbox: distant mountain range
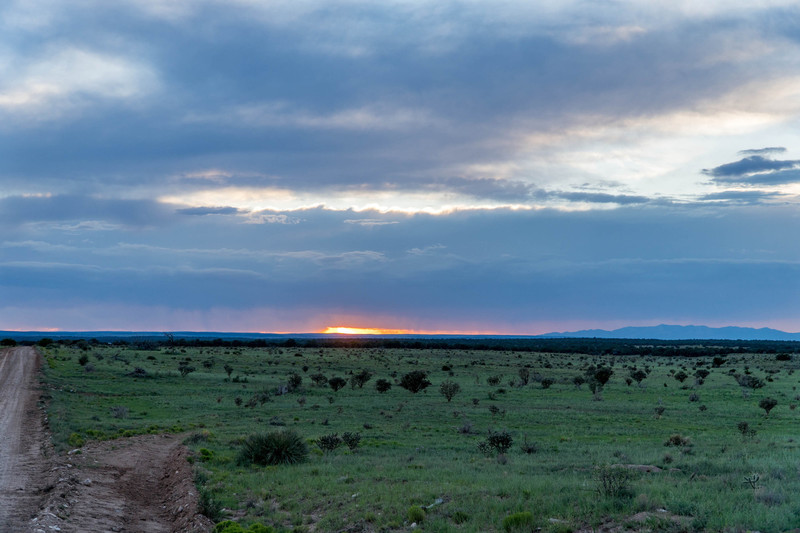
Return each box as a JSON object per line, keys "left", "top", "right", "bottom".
{"left": 539, "top": 324, "right": 800, "bottom": 341}
{"left": 1, "top": 324, "right": 799, "bottom": 341}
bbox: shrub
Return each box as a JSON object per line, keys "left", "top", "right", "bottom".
{"left": 520, "top": 436, "right": 539, "bottom": 454}
{"left": 776, "top": 353, "right": 791, "bottom": 361}
{"left": 199, "top": 488, "right": 225, "bottom": 523}
{"left": 236, "top": 430, "right": 308, "bottom": 466}
{"left": 487, "top": 375, "right": 501, "bottom": 386}
{"left": 310, "top": 373, "right": 328, "bottom": 387}
{"left": 287, "top": 373, "right": 303, "bottom": 391}
{"left": 735, "top": 374, "right": 764, "bottom": 389}
{"left": 109, "top": 406, "right": 129, "bottom": 419}
{"left": 594, "top": 465, "right": 632, "bottom": 497}
{"left": 316, "top": 433, "right": 343, "bottom": 453}
{"left": 759, "top": 397, "right": 778, "bottom": 416}
{"left": 664, "top": 434, "right": 691, "bottom": 447}
{"left": 451, "top": 511, "right": 470, "bottom": 524}
{"left": 328, "top": 377, "right": 347, "bottom": 391}
{"left": 408, "top": 505, "right": 425, "bottom": 523}
{"left": 399, "top": 370, "right": 431, "bottom": 393}
{"left": 540, "top": 378, "right": 554, "bottom": 389}
{"left": 480, "top": 429, "right": 513, "bottom": 455}
{"left": 178, "top": 361, "right": 195, "bottom": 377}
{"left": 212, "top": 521, "right": 276, "bottom": 533}
{"left": 439, "top": 380, "right": 461, "bottom": 402}
{"left": 78, "top": 354, "right": 89, "bottom": 366}
{"left": 375, "top": 378, "right": 392, "bottom": 393}
{"left": 502, "top": 511, "right": 534, "bottom": 532}
{"left": 674, "top": 371, "right": 688, "bottom": 383}
{"left": 350, "top": 369, "right": 373, "bottom": 389}
{"left": 688, "top": 393, "right": 700, "bottom": 402}
{"left": 342, "top": 432, "right": 361, "bottom": 451}
{"left": 737, "top": 421, "right": 757, "bottom": 439}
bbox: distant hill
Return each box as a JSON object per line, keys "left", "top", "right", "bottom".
{"left": 539, "top": 324, "right": 800, "bottom": 341}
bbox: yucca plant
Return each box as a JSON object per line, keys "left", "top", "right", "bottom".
{"left": 236, "top": 430, "right": 308, "bottom": 466}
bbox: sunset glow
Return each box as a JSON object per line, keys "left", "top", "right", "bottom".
{"left": 322, "top": 327, "right": 413, "bottom": 335}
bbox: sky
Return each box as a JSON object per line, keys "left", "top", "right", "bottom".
{"left": 2, "top": 0, "right": 800, "bottom": 334}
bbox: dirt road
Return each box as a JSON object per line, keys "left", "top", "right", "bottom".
{"left": 0, "top": 346, "right": 212, "bottom": 533}
{"left": 0, "top": 346, "right": 50, "bottom": 531}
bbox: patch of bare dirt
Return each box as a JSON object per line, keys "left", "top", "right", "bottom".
{"left": 31, "top": 434, "right": 214, "bottom": 533}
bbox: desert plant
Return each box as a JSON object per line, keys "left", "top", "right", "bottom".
{"left": 735, "top": 374, "right": 764, "bottom": 389}
{"left": 630, "top": 369, "right": 648, "bottom": 385}
{"left": 408, "top": 505, "right": 425, "bottom": 523}
{"left": 375, "top": 378, "right": 392, "bottom": 393}
{"left": 223, "top": 363, "right": 234, "bottom": 379}
{"left": 479, "top": 429, "right": 513, "bottom": 455}
{"left": 109, "top": 406, "right": 129, "bottom": 419}
{"left": 502, "top": 511, "right": 534, "bottom": 532}
{"left": 350, "top": 369, "right": 373, "bottom": 389}
{"left": 328, "top": 377, "right": 347, "bottom": 392}
{"left": 316, "top": 433, "right": 343, "bottom": 453}
{"left": 178, "top": 361, "right": 195, "bottom": 377}
{"left": 310, "top": 373, "right": 328, "bottom": 387}
{"left": 674, "top": 371, "right": 688, "bottom": 383}
{"left": 594, "top": 465, "right": 633, "bottom": 497}
{"left": 664, "top": 434, "right": 691, "bottom": 447}
{"left": 540, "top": 378, "right": 554, "bottom": 389}
{"left": 440, "top": 380, "right": 461, "bottom": 402}
{"left": 487, "top": 375, "right": 501, "bottom": 386}
{"left": 737, "top": 421, "right": 757, "bottom": 439}
{"left": 518, "top": 367, "right": 530, "bottom": 386}
{"left": 236, "top": 430, "right": 308, "bottom": 466}
{"left": 759, "top": 397, "right": 778, "bottom": 417}
{"left": 287, "top": 372, "right": 302, "bottom": 391}
{"left": 399, "top": 370, "right": 431, "bottom": 393}
{"left": 342, "top": 431, "right": 361, "bottom": 451}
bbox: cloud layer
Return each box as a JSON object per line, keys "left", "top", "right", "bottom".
{"left": 2, "top": 1, "right": 800, "bottom": 332}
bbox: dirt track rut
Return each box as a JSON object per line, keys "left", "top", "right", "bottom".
{"left": 0, "top": 346, "right": 49, "bottom": 531}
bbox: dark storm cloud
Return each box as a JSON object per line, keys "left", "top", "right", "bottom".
{"left": 1, "top": 1, "right": 794, "bottom": 201}
{"left": 177, "top": 206, "right": 243, "bottom": 216}
{"left": 554, "top": 192, "right": 650, "bottom": 205}
{"left": 700, "top": 190, "right": 783, "bottom": 204}
{"left": 738, "top": 147, "right": 786, "bottom": 156}
{"left": 0, "top": 195, "right": 173, "bottom": 228}
{"left": 701, "top": 155, "right": 800, "bottom": 179}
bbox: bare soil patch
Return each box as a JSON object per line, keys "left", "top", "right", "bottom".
{"left": 31, "top": 433, "right": 213, "bottom": 533}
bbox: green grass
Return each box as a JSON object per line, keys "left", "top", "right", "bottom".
{"left": 39, "top": 344, "right": 800, "bottom": 532}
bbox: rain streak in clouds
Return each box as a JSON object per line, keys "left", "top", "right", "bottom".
{"left": 2, "top": 0, "right": 800, "bottom": 333}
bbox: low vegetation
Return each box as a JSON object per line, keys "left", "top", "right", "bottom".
{"left": 35, "top": 337, "right": 800, "bottom": 532}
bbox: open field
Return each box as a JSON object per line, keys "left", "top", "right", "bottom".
{"left": 37, "top": 340, "right": 800, "bottom": 532}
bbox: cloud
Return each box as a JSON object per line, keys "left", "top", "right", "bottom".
{"left": 177, "top": 206, "right": 243, "bottom": 216}
{"left": 554, "top": 192, "right": 651, "bottom": 205}
{"left": 738, "top": 146, "right": 786, "bottom": 156}
{"left": 0, "top": 195, "right": 173, "bottom": 228}
{"left": 702, "top": 151, "right": 800, "bottom": 186}
{"left": 702, "top": 155, "right": 800, "bottom": 178}
{"left": 700, "top": 190, "right": 784, "bottom": 204}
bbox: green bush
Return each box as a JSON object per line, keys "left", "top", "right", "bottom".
{"left": 407, "top": 505, "right": 425, "bottom": 523}
{"left": 212, "top": 521, "right": 276, "bottom": 533}
{"left": 502, "top": 511, "right": 534, "bottom": 532}
{"left": 236, "top": 430, "right": 308, "bottom": 466}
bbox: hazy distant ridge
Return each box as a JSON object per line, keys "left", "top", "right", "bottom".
{"left": 540, "top": 324, "right": 800, "bottom": 341}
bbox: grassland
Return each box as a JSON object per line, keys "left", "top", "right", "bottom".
{"left": 38, "top": 341, "right": 800, "bottom": 532}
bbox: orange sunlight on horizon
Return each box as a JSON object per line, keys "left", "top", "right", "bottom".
{"left": 322, "top": 327, "right": 412, "bottom": 335}
{"left": 320, "top": 326, "right": 503, "bottom": 335}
